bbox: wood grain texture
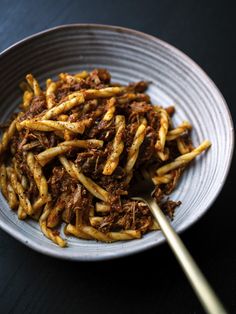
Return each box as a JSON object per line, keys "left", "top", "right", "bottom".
{"left": 0, "top": 0, "right": 235, "bottom": 313}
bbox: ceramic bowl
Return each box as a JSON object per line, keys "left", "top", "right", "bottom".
{"left": 0, "top": 24, "right": 234, "bottom": 260}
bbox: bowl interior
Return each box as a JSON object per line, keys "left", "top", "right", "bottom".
{"left": 0, "top": 25, "right": 233, "bottom": 260}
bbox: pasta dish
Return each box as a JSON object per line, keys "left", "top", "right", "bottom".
{"left": 0, "top": 69, "right": 211, "bottom": 247}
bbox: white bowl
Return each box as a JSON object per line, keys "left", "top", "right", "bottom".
{"left": 0, "top": 24, "right": 234, "bottom": 260}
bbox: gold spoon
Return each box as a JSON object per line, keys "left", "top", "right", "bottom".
{"left": 131, "top": 183, "right": 228, "bottom": 314}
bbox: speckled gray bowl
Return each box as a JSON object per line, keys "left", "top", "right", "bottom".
{"left": 0, "top": 24, "right": 234, "bottom": 261}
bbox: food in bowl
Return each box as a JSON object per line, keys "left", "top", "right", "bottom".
{"left": 0, "top": 69, "right": 211, "bottom": 247}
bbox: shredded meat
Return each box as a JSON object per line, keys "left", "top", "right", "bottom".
{"left": 162, "top": 200, "right": 181, "bottom": 220}
{"left": 97, "top": 200, "right": 152, "bottom": 232}
{"left": 20, "top": 96, "right": 47, "bottom": 121}
{"left": 136, "top": 127, "right": 157, "bottom": 167}
{"left": 0, "top": 68, "right": 197, "bottom": 245}
{"left": 85, "top": 69, "right": 111, "bottom": 89}
{"left": 128, "top": 81, "right": 148, "bottom": 93}
{"left": 49, "top": 166, "right": 78, "bottom": 199}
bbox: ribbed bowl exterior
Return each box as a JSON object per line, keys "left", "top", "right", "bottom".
{"left": 0, "top": 25, "right": 234, "bottom": 260}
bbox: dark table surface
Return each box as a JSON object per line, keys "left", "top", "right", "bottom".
{"left": 0, "top": 1, "right": 235, "bottom": 313}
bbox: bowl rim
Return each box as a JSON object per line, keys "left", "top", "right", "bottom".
{"left": 0, "top": 23, "right": 234, "bottom": 261}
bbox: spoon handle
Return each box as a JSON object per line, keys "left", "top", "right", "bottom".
{"left": 148, "top": 198, "right": 228, "bottom": 314}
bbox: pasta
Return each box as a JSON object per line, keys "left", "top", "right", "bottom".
{"left": 22, "top": 90, "right": 33, "bottom": 111}
{"left": 125, "top": 117, "right": 147, "bottom": 174}
{"left": 36, "top": 139, "right": 103, "bottom": 166}
{"left": 26, "top": 74, "right": 42, "bottom": 96}
{"left": 19, "top": 118, "right": 92, "bottom": 133}
{"left": 156, "top": 140, "right": 211, "bottom": 176}
{"left": 103, "top": 115, "right": 125, "bottom": 175}
{"left": 26, "top": 152, "right": 49, "bottom": 211}
{"left": 0, "top": 118, "right": 17, "bottom": 154}
{"left": 46, "top": 79, "right": 58, "bottom": 109}
{"left": 40, "top": 203, "right": 66, "bottom": 247}
{"left": 0, "top": 69, "right": 211, "bottom": 247}
{"left": 8, "top": 168, "right": 33, "bottom": 215}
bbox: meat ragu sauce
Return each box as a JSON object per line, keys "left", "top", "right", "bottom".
{"left": 0, "top": 69, "right": 211, "bottom": 246}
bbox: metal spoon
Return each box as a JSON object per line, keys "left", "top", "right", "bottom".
{"left": 131, "top": 183, "right": 228, "bottom": 314}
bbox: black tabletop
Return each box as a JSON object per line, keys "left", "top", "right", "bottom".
{"left": 0, "top": 1, "right": 235, "bottom": 313}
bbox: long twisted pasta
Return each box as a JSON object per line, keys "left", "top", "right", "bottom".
{"left": 46, "top": 79, "right": 58, "bottom": 109}
{"left": 39, "top": 204, "right": 67, "bottom": 247}
{"left": 26, "top": 152, "right": 49, "bottom": 211}
{"left": 26, "top": 74, "right": 42, "bottom": 96}
{"left": 155, "top": 108, "right": 169, "bottom": 151}
{"left": 156, "top": 140, "right": 211, "bottom": 176}
{"left": 36, "top": 139, "right": 104, "bottom": 166}
{"left": 103, "top": 115, "right": 125, "bottom": 175}
{"left": 0, "top": 119, "right": 17, "bottom": 155}
{"left": 125, "top": 118, "right": 147, "bottom": 174}
{"left": 9, "top": 169, "right": 32, "bottom": 215}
